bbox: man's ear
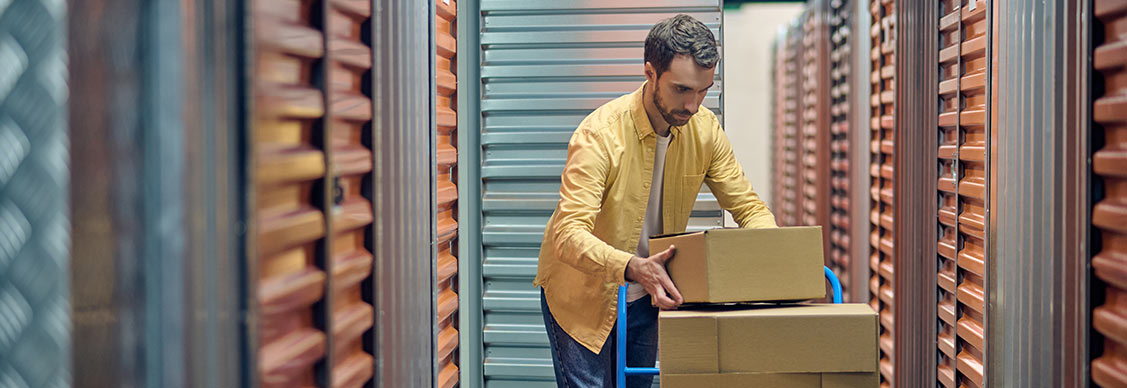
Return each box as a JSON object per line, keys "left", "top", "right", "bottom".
{"left": 644, "top": 62, "right": 656, "bottom": 83}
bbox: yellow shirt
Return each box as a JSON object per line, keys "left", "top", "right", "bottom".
{"left": 533, "top": 83, "right": 778, "bottom": 353}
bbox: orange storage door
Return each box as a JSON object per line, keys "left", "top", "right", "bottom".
{"left": 251, "top": 0, "right": 378, "bottom": 386}
{"left": 934, "top": 2, "right": 991, "bottom": 387}
{"left": 435, "top": 1, "right": 461, "bottom": 387}
{"left": 327, "top": 0, "right": 376, "bottom": 387}
{"left": 781, "top": 21, "right": 804, "bottom": 227}
{"left": 868, "top": 1, "right": 896, "bottom": 386}
{"left": 828, "top": 0, "right": 855, "bottom": 300}
{"left": 1092, "top": 1, "right": 1127, "bottom": 386}
{"left": 251, "top": 0, "right": 331, "bottom": 385}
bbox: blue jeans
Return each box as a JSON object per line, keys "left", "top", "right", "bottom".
{"left": 540, "top": 288, "right": 658, "bottom": 388}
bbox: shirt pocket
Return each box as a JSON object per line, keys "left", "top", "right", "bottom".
{"left": 678, "top": 173, "right": 706, "bottom": 224}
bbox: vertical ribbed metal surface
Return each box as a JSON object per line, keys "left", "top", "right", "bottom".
{"left": 69, "top": 0, "right": 211, "bottom": 385}
{"left": 372, "top": 0, "right": 436, "bottom": 386}
{"left": 0, "top": 0, "right": 69, "bottom": 387}
{"left": 895, "top": 1, "right": 939, "bottom": 386}
{"left": 990, "top": 1, "right": 1090, "bottom": 387}
{"left": 435, "top": 1, "right": 461, "bottom": 387}
{"left": 248, "top": 0, "right": 333, "bottom": 384}
{"left": 868, "top": 1, "right": 896, "bottom": 385}
{"left": 468, "top": 1, "right": 723, "bottom": 386}
{"left": 180, "top": 0, "right": 245, "bottom": 385}
{"left": 848, "top": 0, "right": 872, "bottom": 306}
{"left": 327, "top": 1, "right": 375, "bottom": 386}
{"left": 457, "top": 0, "right": 485, "bottom": 384}
{"left": 827, "top": 0, "right": 854, "bottom": 300}
{"left": 69, "top": 1, "right": 246, "bottom": 385}
{"left": 1092, "top": 1, "right": 1127, "bottom": 386}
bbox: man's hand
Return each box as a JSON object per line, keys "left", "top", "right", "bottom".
{"left": 624, "top": 245, "right": 683, "bottom": 309}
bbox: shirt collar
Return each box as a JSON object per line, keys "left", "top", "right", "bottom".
{"left": 630, "top": 81, "right": 684, "bottom": 141}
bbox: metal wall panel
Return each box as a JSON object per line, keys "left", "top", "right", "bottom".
{"left": 0, "top": 0, "right": 69, "bottom": 387}
{"left": 69, "top": 0, "right": 249, "bottom": 385}
{"left": 371, "top": 0, "right": 436, "bottom": 386}
{"left": 1092, "top": 1, "right": 1127, "bottom": 386}
{"left": 868, "top": 1, "right": 896, "bottom": 385}
{"left": 249, "top": 0, "right": 333, "bottom": 384}
{"left": 893, "top": 1, "right": 940, "bottom": 386}
{"left": 469, "top": 2, "right": 724, "bottom": 386}
{"left": 990, "top": 1, "right": 1090, "bottom": 386}
{"left": 327, "top": 1, "right": 375, "bottom": 386}
{"left": 848, "top": 0, "right": 873, "bottom": 308}
{"left": 828, "top": 0, "right": 854, "bottom": 301}
{"left": 435, "top": 1, "right": 461, "bottom": 387}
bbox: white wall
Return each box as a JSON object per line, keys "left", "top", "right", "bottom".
{"left": 722, "top": 3, "right": 804, "bottom": 226}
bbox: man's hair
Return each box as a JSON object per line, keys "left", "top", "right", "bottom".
{"left": 644, "top": 14, "right": 719, "bottom": 77}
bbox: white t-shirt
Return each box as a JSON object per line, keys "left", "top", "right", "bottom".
{"left": 626, "top": 133, "right": 672, "bottom": 302}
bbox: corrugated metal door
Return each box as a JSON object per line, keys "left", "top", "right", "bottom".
{"left": 473, "top": 2, "right": 724, "bottom": 386}
{"left": 801, "top": 2, "right": 832, "bottom": 260}
{"left": 868, "top": 0, "right": 896, "bottom": 386}
{"left": 251, "top": 1, "right": 381, "bottom": 386}
{"left": 327, "top": 1, "right": 375, "bottom": 387}
{"left": 436, "top": 1, "right": 461, "bottom": 387}
{"left": 1092, "top": 1, "right": 1127, "bottom": 386}
{"left": 251, "top": 0, "right": 332, "bottom": 385}
{"left": 780, "top": 21, "right": 804, "bottom": 227}
{"left": 828, "top": 0, "right": 854, "bottom": 300}
{"left": 935, "top": 1, "right": 962, "bottom": 385}
{"left": 935, "top": 1, "right": 990, "bottom": 386}
{"left": 770, "top": 39, "right": 784, "bottom": 214}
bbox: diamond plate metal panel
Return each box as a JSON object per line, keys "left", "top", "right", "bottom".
{"left": 0, "top": 0, "right": 70, "bottom": 387}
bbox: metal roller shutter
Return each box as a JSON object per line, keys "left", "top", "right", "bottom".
{"left": 781, "top": 21, "right": 804, "bottom": 227}
{"left": 250, "top": 0, "right": 332, "bottom": 385}
{"left": 800, "top": 9, "right": 818, "bottom": 229}
{"left": 935, "top": 1, "right": 962, "bottom": 385}
{"left": 800, "top": 2, "right": 831, "bottom": 256}
{"left": 868, "top": 0, "right": 896, "bottom": 386}
{"left": 436, "top": 1, "right": 461, "bottom": 387}
{"left": 828, "top": 0, "right": 854, "bottom": 300}
{"left": 327, "top": 0, "right": 375, "bottom": 386}
{"left": 471, "top": 1, "right": 724, "bottom": 386}
{"left": 771, "top": 39, "right": 785, "bottom": 216}
{"left": 1092, "top": 1, "right": 1127, "bottom": 386}
{"left": 952, "top": 2, "right": 990, "bottom": 386}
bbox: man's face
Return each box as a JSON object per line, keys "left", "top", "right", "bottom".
{"left": 646, "top": 55, "right": 716, "bottom": 127}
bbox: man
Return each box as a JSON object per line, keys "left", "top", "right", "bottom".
{"left": 533, "top": 14, "right": 777, "bottom": 388}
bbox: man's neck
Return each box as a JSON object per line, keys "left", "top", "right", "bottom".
{"left": 642, "top": 83, "right": 672, "bottom": 137}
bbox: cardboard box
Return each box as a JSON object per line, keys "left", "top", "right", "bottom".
{"left": 659, "top": 304, "right": 878, "bottom": 375}
{"left": 649, "top": 226, "right": 825, "bottom": 304}
{"left": 661, "top": 372, "right": 878, "bottom": 388}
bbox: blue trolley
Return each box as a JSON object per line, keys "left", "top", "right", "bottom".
{"left": 614, "top": 266, "right": 845, "bottom": 387}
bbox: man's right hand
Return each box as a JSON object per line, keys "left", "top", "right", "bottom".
{"left": 624, "top": 245, "right": 683, "bottom": 309}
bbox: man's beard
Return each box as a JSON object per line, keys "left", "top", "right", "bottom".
{"left": 653, "top": 83, "right": 693, "bottom": 127}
